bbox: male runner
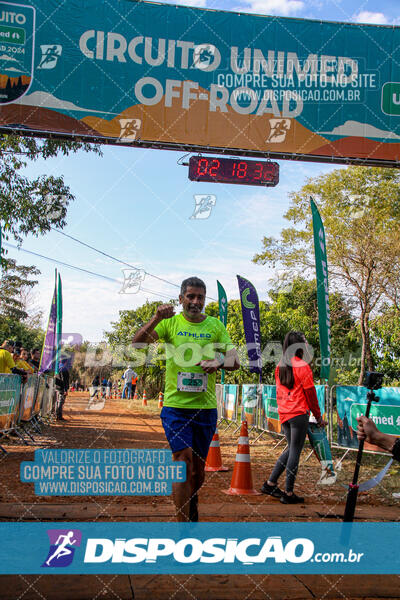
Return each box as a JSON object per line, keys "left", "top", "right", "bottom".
{"left": 132, "top": 277, "right": 240, "bottom": 521}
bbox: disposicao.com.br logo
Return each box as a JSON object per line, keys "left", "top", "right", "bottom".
{"left": 82, "top": 536, "right": 363, "bottom": 565}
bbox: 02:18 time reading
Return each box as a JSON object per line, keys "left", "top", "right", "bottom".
{"left": 189, "top": 156, "right": 279, "bottom": 187}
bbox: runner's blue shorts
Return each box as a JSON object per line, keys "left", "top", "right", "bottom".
{"left": 160, "top": 406, "right": 217, "bottom": 458}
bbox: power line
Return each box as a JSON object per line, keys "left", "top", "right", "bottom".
{"left": 50, "top": 227, "right": 217, "bottom": 301}
{"left": 4, "top": 243, "right": 173, "bottom": 301}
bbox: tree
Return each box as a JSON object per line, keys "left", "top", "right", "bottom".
{"left": 0, "top": 258, "right": 39, "bottom": 321}
{"left": 0, "top": 134, "right": 101, "bottom": 263}
{"left": 253, "top": 166, "right": 400, "bottom": 384}
{"left": 370, "top": 306, "right": 400, "bottom": 384}
{"left": 0, "top": 257, "right": 44, "bottom": 349}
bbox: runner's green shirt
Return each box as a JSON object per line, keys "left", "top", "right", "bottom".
{"left": 154, "top": 313, "right": 234, "bottom": 409}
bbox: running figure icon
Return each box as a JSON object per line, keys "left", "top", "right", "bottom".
{"left": 45, "top": 531, "right": 77, "bottom": 566}
{"left": 38, "top": 45, "right": 62, "bottom": 70}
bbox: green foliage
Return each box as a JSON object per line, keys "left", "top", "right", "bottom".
{"left": 0, "top": 256, "right": 44, "bottom": 350}
{"left": 0, "top": 258, "right": 39, "bottom": 320}
{"left": 370, "top": 307, "right": 400, "bottom": 383}
{"left": 0, "top": 134, "right": 101, "bottom": 262}
{"left": 105, "top": 299, "right": 176, "bottom": 396}
{"left": 0, "top": 315, "right": 43, "bottom": 350}
{"left": 253, "top": 166, "right": 400, "bottom": 383}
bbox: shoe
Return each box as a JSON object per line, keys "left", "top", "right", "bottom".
{"left": 189, "top": 494, "right": 199, "bottom": 522}
{"left": 260, "top": 482, "right": 283, "bottom": 498}
{"left": 280, "top": 492, "right": 305, "bottom": 504}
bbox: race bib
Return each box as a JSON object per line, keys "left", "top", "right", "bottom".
{"left": 177, "top": 372, "right": 208, "bottom": 392}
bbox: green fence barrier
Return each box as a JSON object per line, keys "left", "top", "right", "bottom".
{"left": 0, "top": 374, "right": 22, "bottom": 432}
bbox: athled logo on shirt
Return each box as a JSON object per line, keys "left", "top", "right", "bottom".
{"left": 177, "top": 331, "right": 211, "bottom": 339}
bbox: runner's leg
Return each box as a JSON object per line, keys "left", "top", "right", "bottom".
{"left": 172, "top": 447, "right": 194, "bottom": 522}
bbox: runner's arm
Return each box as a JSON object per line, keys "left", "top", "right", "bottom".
{"left": 197, "top": 348, "right": 240, "bottom": 374}
{"left": 132, "top": 304, "right": 174, "bottom": 344}
{"left": 220, "top": 348, "right": 240, "bottom": 371}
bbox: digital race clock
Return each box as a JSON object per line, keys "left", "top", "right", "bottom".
{"left": 188, "top": 156, "right": 279, "bottom": 187}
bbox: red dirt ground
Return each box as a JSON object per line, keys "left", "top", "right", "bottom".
{"left": 0, "top": 392, "right": 398, "bottom": 599}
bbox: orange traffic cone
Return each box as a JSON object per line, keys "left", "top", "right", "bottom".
{"left": 142, "top": 389, "right": 147, "bottom": 406}
{"left": 158, "top": 392, "right": 163, "bottom": 408}
{"left": 223, "top": 421, "right": 261, "bottom": 495}
{"left": 205, "top": 427, "right": 229, "bottom": 472}
{"left": 133, "top": 390, "right": 138, "bottom": 401}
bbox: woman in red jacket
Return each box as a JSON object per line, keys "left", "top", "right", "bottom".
{"left": 261, "top": 331, "right": 326, "bottom": 504}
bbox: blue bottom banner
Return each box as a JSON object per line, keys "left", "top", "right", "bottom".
{"left": 0, "top": 523, "right": 397, "bottom": 574}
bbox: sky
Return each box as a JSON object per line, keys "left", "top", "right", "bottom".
{"left": 6, "top": 0, "right": 400, "bottom": 342}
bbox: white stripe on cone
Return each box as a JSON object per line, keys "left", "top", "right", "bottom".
{"left": 235, "top": 454, "right": 250, "bottom": 462}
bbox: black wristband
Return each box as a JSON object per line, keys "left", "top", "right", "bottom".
{"left": 391, "top": 438, "right": 400, "bottom": 462}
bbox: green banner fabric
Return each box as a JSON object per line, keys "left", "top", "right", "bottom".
{"left": 350, "top": 404, "right": 400, "bottom": 435}
{"left": 217, "top": 280, "right": 228, "bottom": 384}
{"left": 310, "top": 198, "right": 331, "bottom": 381}
{"left": 217, "top": 281, "right": 227, "bottom": 327}
{"left": 222, "top": 384, "right": 238, "bottom": 421}
{"left": 336, "top": 385, "right": 400, "bottom": 449}
{"left": 0, "top": 374, "right": 21, "bottom": 431}
{"left": 55, "top": 272, "right": 62, "bottom": 375}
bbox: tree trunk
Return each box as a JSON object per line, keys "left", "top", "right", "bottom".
{"left": 358, "top": 311, "right": 374, "bottom": 385}
{"left": 358, "top": 311, "right": 367, "bottom": 386}
{"left": 364, "top": 312, "right": 375, "bottom": 372}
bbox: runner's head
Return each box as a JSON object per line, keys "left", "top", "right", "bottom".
{"left": 179, "top": 277, "right": 206, "bottom": 321}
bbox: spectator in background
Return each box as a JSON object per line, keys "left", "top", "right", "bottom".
{"left": 0, "top": 341, "right": 28, "bottom": 381}
{"left": 16, "top": 348, "right": 34, "bottom": 373}
{"left": 55, "top": 360, "right": 70, "bottom": 421}
{"left": 122, "top": 366, "right": 137, "bottom": 400}
{"left": 261, "top": 331, "right": 326, "bottom": 504}
{"left": 0, "top": 340, "right": 16, "bottom": 374}
{"left": 106, "top": 378, "right": 112, "bottom": 399}
{"left": 91, "top": 375, "right": 100, "bottom": 400}
{"left": 29, "top": 348, "right": 41, "bottom": 372}
{"left": 131, "top": 373, "right": 138, "bottom": 400}
{"left": 101, "top": 377, "right": 108, "bottom": 399}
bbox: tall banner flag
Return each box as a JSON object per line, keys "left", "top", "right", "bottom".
{"left": 237, "top": 275, "right": 262, "bottom": 379}
{"left": 39, "top": 272, "right": 57, "bottom": 373}
{"left": 217, "top": 281, "right": 227, "bottom": 327}
{"left": 310, "top": 198, "right": 331, "bottom": 381}
{"left": 217, "top": 281, "right": 228, "bottom": 384}
{"left": 55, "top": 273, "right": 63, "bottom": 375}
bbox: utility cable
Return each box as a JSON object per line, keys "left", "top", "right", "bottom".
{"left": 4, "top": 242, "right": 174, "bottom": 300}
{"left": 50, "top": 227, "right": 217, "bottom": 301}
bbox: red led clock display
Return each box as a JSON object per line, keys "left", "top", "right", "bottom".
{"left": 188, "top": 156, "right": 279, "bottom": 187}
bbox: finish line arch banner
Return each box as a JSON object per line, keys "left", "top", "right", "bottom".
{"left": 1, "top": 0, "right": 400, "bottom": 165}
{"left": 336, "top": 386, "right": 400, "bottom": 451}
